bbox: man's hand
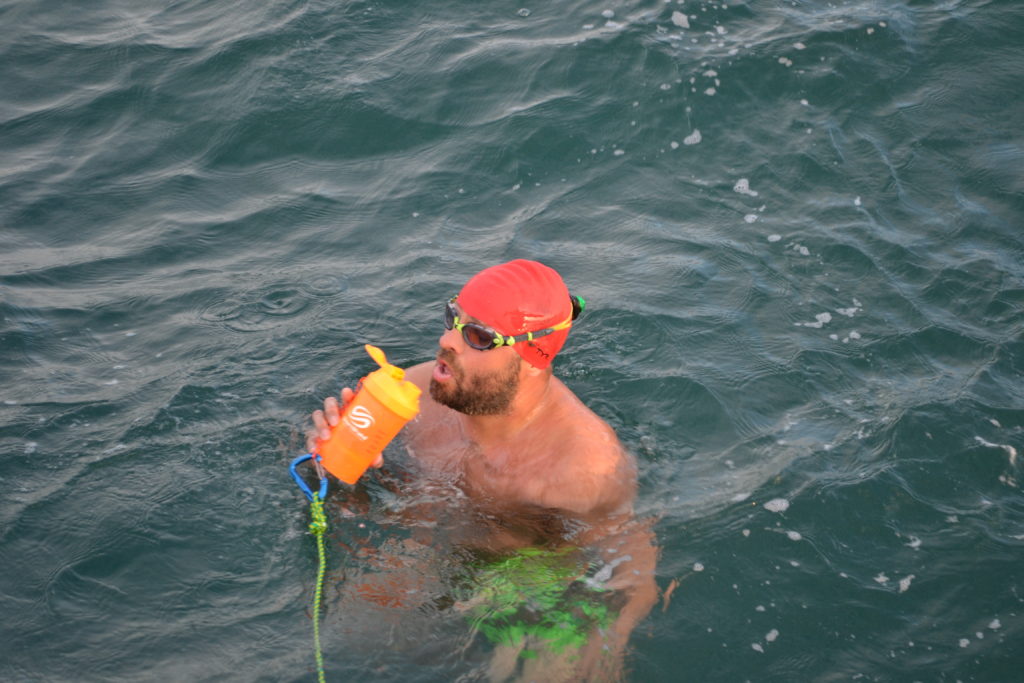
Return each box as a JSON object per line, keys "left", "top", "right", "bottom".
{"left": 306, "top": 388, "right": 384, "bottom": 468}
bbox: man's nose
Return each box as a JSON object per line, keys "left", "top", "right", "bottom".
{"left": 439, "top": 325, "right": 464, "bottom": 353}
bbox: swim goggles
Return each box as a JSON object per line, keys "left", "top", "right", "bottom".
{"left": 444, "top": 295, "right": 585, "bottom": 351}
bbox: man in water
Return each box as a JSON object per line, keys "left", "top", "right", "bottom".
{"left": 307, "top": 259, "right": 657, "bottom": 681}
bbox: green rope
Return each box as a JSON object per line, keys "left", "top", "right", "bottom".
{"left": 308, "top": 493, "right": 328, "bottom": 683}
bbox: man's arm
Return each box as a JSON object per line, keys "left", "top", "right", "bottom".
{"left": 577, "top": 516, "right": 659, "bottom": 681}
{"left": 532, "top": 440, "right": 659, "bottom": 681}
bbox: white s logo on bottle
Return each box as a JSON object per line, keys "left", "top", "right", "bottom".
{"left": 347, "top": 405, "right": 375, "bottom": 430}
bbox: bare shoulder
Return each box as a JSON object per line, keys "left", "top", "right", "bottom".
{"left": 404, "top": 361, "right": 434, "bottom": 393}
{"left": 403, "top": 362, "right": 445, "bottom": 417}
{"left": 399, "top": 361, "right": 451, "bottom": 437}
{"left": 532, "top": 381, "right": 637, "bottom": 518}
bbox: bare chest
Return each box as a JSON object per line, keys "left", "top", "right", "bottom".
{"left": 404, "top": 414, "right": 549, "bottom": 507}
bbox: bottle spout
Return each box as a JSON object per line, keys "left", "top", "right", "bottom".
{"left": 365, "top": 344, "right": 405, "bottom": 380}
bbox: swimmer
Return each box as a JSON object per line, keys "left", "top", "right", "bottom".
{"left": 307, "top": 259, "right": 657, "bottom": 682}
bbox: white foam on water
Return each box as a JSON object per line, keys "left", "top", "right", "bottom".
{"left": 989, "top": 418, "right": 1002, "bottom": 427}
{"left": 867, "top": 27, "right": 875, "bottom": 35}
{"left": 517, "top": 8, "right": 530, "bottom": 17}
{"left": 756, "top": 605, "right": 765, "bottom": 612}
{"left": 874, "top": 573, "right": 889, "bottom": 584}
{"left": 751, "top": 643, "right": 764, "bottom": 653}
{"left": 779, "top": 56, "right": 793, "bottom": 67}
{"left": 898, "top": 575, "right": 915, "bottom": 593}
{"left": 766, "top": 629, "right": 779, "bottom": 642}
{"left": 795, "top": 312, "right": 832, "bottom": 329}
{"left": 671, "top": 11, "right": 689, "bottom": 28}
{"left": 989, "top": 619, "right": 1001, "bottom": 630}
{"left": 792, "top": 244, "right": 810, "bottom": 256}
{"left": 693, "top": 562, "right": 705, "bottom": 571}
{"left": 586, "top": 554, "right": 632, "bottom": 588}
{"left": 684, "top": 129, "right": 702, "bottom": 145}
{"left": 854, "top": 196, "right": 862, "bottom": 206}
{"left": 959, "top": 638, "right": 969, "bottom": 648}
{"left": 733, "top": 178, "right": 758, "bottom": 196}
{"left": 613, "top": 149, "right": 625, "bottom": 156}
{"left": 670, "top": 141, "right": 679, "bottom": 149}
{"left": 763, "top": 498, "right": 789, "bottom": 513}
{"left": 767, "top": 234, "right": 781, "bottom": 242}
{"left": 25, "top": 441, "right": 38, "bottom": 454}
{"left": 786, "top": 530, "right": 802, "bottom": 541}
{"left": 731, "top": 492, "right": 750, "bottom": 502}
{"left": 3, "top": 400, "right": 16, "bottom": 405}
{"left": 742, "top": 529, "right": 751, "bottom": 537}
{"left": 704, "top": 87, "right": 716, "bottom": 95}
{"left": 906, "top": 536, "right": 922, "bottom": 549}
{"left": 974, "top": 436, "right": 1018, "bottom": 465}
{"left": 744, "top": 214, "right": 758, "bottom": 223}
{"left": 794, "top": 42, "right": 806, "bottom": 50}
{"left": 703, "top": 69, "right": 718, "bottom": 77}
{"left": 800, "top": 98, "right": 809, "bottom": 106}
{"left": 602, "top": 9, "right": 615, "bottom": 18}
{"left": 837, "top": 299, "right": 862, "bottom": 317}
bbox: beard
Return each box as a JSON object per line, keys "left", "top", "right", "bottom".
{"left": 429, "top": 350, "right": 521, "bottom": 416}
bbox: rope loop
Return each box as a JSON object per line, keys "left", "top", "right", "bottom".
{"left": 308, "top": 493, "right": 328, "bottom": 683}
{"left": 309, "top": 496, "right": 328, "bottom": 536}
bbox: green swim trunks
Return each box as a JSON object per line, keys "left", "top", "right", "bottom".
{"left": 458, "top": 546, "right": 615, "bottom": 657}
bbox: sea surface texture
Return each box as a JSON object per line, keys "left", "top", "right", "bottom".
{"left": 2, "top": 0, "right": 1022, "bottom": 681}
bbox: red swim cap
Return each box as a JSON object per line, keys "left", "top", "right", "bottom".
{"left": 457, "top": 259, "right": 573, "bottom": 369}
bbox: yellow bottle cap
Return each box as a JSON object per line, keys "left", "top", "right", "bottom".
{"left": 361, "top": 344, "right": 421, "bottom": 420}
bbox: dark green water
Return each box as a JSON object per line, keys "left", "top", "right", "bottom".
{"left": 2, "top": 0, "right": 1022, "bottom": 680}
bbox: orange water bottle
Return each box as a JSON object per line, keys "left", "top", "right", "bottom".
{"left": 315, "top": 344, "right": 421, "bottom": 485}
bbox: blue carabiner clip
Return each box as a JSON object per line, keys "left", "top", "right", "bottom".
{"left": 290, "top": 453, "right": 329, "bottom": 502}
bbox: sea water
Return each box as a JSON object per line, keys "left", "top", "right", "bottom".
{"left": 2, "top": 0, "right": 1022, "bottom": 680}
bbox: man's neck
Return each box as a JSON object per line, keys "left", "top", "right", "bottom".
{"left": 460, "top": 373, "right": 555, "bottom": 447}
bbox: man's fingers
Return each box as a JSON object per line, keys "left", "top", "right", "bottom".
{"left": 323, "top": 396, "right": 340, "bottom": 425}
{"left": 311, "top": 406, "right": 331, "bottom": 442}
{"left": 309, "top": 388, "right": 356, "bottom": 451}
